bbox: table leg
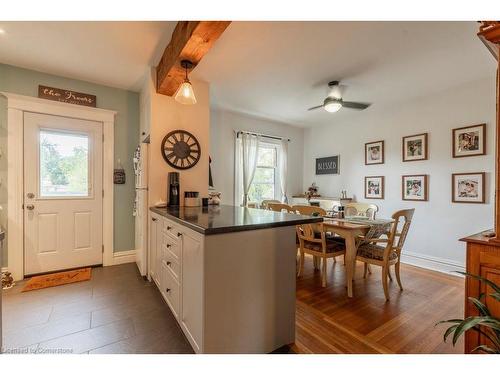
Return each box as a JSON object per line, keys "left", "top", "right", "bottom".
{"left": 344, "top": 234, "right": 356, "bottom": 298}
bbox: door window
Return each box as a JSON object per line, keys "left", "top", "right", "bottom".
{"left": 39, "top": 130, "right": 90, "bottom": 197}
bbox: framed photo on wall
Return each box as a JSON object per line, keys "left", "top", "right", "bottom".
{"left": 365, "top": 140, "right": 384, "bottom": 165}
{"left": 365, "top": 176, "right": 385, "bottom": 199}
{"left": 452, "top": 124, "right": 486, "bottom": 158}
{"left": 452, "top": 172, "right": 485, "bottom": 203}
{"left": 402, "top": 133, "right": 428, "bottom": 162}
{"left": 402, "top": 174, "right": 428, "bottom": 201}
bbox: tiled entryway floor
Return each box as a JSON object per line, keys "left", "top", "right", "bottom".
{"left": 1, "top": 263, "right": 193, "bottom": 354}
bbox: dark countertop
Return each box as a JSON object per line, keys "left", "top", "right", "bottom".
{"left": 150, "top": 205, "right": 323, "bottom": 235}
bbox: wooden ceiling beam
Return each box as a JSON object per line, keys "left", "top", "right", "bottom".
{"left": 156, "top": 21, "right": 231, "bottom": 96}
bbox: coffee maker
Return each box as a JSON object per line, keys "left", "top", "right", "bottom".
{"left": 167, "top": 172, "right": 180, "bottom": 206}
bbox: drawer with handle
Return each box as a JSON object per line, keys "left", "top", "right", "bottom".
{"left": 163, "top": 233, "right": 181, "bottom": 260}
{"left": 163, "top": 249, "right": 180, "bottom": 280}
{"left": 163, "top": 264, "right": 180, "bottom": 318}
{"left": 163, "top": 219, "right": 182, "bottom": 238}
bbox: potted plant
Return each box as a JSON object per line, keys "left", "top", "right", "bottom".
{"left": 437, "top": 272, "right": 500, "bottom": 354}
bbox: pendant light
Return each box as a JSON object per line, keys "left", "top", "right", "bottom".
{"left": 174, "top": 60, "right": 197, "bottom": 105}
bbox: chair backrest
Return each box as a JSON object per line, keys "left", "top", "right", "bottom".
{"left": 345, "top": 203, "right": 379, "bottom": 219}
{"left": 267, "top": 203, "right": 294, "bottom": 213}
{"left": 260, "top": 199, "right": 281, "bottom": 209}
{"left": 391, "top": 209, "right": 415, "bottom": 254}
{"left": 292, "top": 205, "right": 327, "bottom": 217}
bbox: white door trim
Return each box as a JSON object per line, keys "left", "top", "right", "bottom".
{"left": 1, "top": 92, "right": 116, "bottom": 281}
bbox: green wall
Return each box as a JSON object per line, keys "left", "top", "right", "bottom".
{"left": 0, "top": 63, "right": 139, "bottom": 255}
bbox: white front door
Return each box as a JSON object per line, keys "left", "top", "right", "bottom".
{"left": 24, "top": 112, "right": 103, "bottom": 275}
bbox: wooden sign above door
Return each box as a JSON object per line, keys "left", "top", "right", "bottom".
{"left": 38, "top": 85, "right": 96, "bottom": 107}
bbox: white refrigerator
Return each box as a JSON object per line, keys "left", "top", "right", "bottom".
{"left": 133, "top": 143, "right": 149, "bottom": 276}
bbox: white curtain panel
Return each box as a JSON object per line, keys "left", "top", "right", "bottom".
{"left": 241, "top": 133, "right": 260, "bottom": 206}
{"left": 279, "top": 139, "right": 288, "bottom": 203}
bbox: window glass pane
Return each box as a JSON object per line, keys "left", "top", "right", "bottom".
{"left": 40, "top": 130, "right": 89, "bottom": 197}
{"left": 253, "top": 167, "right": 275, "bottom": 184}
{"left": 257, "top": 147, "right": 276, "bottom": 167}
{"left": 248, "top": 183, "right": 275, "bottom": 203}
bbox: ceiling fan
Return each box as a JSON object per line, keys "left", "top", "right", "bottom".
{"left": 308, "top": 81, "right": 371, "bottom": 113}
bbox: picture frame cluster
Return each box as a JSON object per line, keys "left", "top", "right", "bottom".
{"left": 364, "top": 123, "right": 486, "bottom": 203}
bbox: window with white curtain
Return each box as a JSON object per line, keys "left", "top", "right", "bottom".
{"left": 247, "top": 142, "right": 278, "bottom": 203}
{"left": 235, "top": 135, "right": 286, "bottom": 206}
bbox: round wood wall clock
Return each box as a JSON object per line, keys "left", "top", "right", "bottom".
{"left": 161, "top": 130, "right": 201, "bottom": 170}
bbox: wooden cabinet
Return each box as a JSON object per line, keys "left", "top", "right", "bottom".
{"left": 461, "top": 232, "right": 500, "bottom": 353}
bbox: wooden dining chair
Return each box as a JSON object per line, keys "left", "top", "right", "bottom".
{"left": 267, "top": 202, "right": 294, "bottom": 213}
{"left": 296, "top": 221, "right": 346, "bottom": 287}
{"left": 291, "top": 205, "right": 326, "bottom": 217}
{"left": 345, "top": 203, "right": 379, "bottom": 219}
{"left": 260, "top": 199, "right": 281, "bottom": 209}
{"left": 356, "top": 209, "right": 415, "bottom": 300}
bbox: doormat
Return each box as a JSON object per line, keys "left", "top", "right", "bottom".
{"left": 22, "top": 267, "right": 92, "bottom": 292}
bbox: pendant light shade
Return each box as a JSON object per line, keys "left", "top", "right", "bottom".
{"left": 175, "top": 60, "right": 197, "bottom": 105}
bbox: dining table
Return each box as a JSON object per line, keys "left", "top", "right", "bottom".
{"left": 321, "top": 217, "right": 394, "bottom": 298}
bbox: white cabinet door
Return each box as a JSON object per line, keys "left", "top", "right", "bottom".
{"left": 181, "top": 231, "right": 203, "bottom": 352}
{"left": 149, "top": 213, "right": 160, "bottom": 283}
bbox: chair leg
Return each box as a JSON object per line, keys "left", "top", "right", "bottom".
{"left": 387, "top": 267, "right": 393, "bottom": 281}
{"left": 395, "top": 262, "right": 403, "bottom": 291}
{"left": 363, "top": 263, "right": 368, "bottom": 278}
{"left": 297, "top": 250, "right": 305, "bottom": 277}
{"left": 343, "top": 254, "right": 346, "bottom": 266}
{"left": 382, "top": 266, "right": 390, "bottom": 301}
{"left": 313, "top": 256, "right": 319, "bottom": 270}
{"left": 333, "top": 256, "right": 337, "bottom": 264}
{"left": 321, "top": 257, "right": 327, "bottom": 287}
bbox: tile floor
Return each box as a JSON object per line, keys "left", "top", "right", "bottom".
{"left": 1, "top": 263, "right": 193, "bottom": 354}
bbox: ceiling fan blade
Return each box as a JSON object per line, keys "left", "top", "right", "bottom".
{"left": 307, "top": 105, "right": 324, "bottom": 111}
{"left": 342, "top": 101, "right": 371, "bottom": 110}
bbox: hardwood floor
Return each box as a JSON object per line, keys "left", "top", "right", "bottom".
{"left": 293, "top": 255, "right": 464, "bottom": 353}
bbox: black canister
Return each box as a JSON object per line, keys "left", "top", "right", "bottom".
{"left": 167, "top": 172, "right": 180, "bottom": 207}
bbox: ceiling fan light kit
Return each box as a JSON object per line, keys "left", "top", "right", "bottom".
{"left": 324, "top": 98, "right": 342, "bottom": 113}
{"left": 174, "top": 59, "right": 197, "bottom": 105}
{"left": 308, "top": 80, "right": 371, "bottom": 113}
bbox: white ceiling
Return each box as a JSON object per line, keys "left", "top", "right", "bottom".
{"left": 0, "top": 21, "right": 176, "bottom": 91}
{"left": 193, "top": 21, "right": 497, "bottom": 128}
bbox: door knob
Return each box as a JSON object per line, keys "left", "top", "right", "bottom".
{"left": 26, "top": 204, "right": 35, "bottom": 210}
{"left": 27, "top": 192, "right": 35, "bottom": 199}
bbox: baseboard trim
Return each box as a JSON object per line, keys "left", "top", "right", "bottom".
{"left": 400, "top": 251, "right": 465, "bottom": 276}
{"left": 111, "top": 250, "right": 136, "bottom": 266}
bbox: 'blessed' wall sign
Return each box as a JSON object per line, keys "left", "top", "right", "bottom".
{"left": 315, "top": 155, "right": 339, "bottom": 175}
{"left": 38, "top": 85, "right": 96, "bottom": 107}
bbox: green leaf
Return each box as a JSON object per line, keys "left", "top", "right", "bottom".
{"left": 443, "top": 324, "right": 459, "bottom": 343}
{"left": 468, "top": 296, "right": 490, "bottom": 316}
{"left": 436, "top": 319, "right": 463, "bottom": 327}
{"left": 472, "top": 345, "right": 499, "bottom": 354}
{"left": 452, "top": 316, "right": 500, "bottom": 345}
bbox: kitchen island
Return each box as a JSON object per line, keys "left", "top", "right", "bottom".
{"left": 149, "top": 205, "right": 322, "bottom": 353}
